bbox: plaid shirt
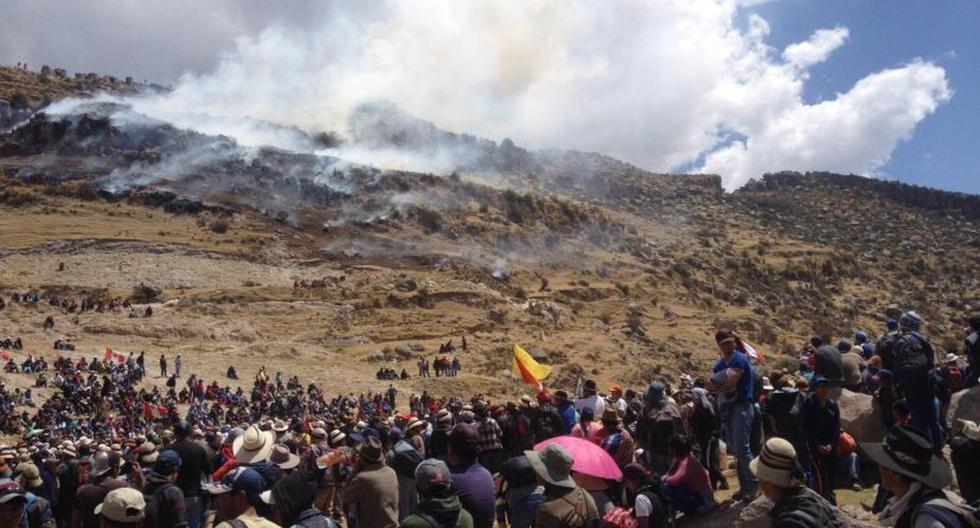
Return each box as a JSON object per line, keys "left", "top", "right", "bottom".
{"left": 476, "top": 417, "right": 503, "bottom": 453}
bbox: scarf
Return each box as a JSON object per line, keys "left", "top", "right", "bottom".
{"left": 878, "top": 481, "right": 922, "bottom": 527}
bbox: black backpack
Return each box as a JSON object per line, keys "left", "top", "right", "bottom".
{"left": 144, "top": 482, "right": 180, "bottom": 528}
{"left": 767, "top": 390, "right": 804, "bottom": 441}
{"left": 390, "top": 443, "right": 423, "bottom": 479}
{"left": 894, "top": 332, "right": 935, "bottom": 394}
{"left": 690, "top": 394, "right": 716, "bottom": 439}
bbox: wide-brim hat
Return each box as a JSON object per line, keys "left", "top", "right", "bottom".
{"left": 272, "top": 420, "right": 289, "bottom": 433}
{"left": 233, "top": 426, "right": 276, "bottom": 464}
{"left": 358, "top": 436, "right": 384, "bottom": 464}
{"left": 524, "top": 444, "right": 576, "bottom": 488}
{"left": 329, "top": 430, "right": 346, "bottom": 447}
{"left": 600, "top": 408, "right": 620, "bottom": 424}
{"left": 269, "top": 445, "right": 300, "bottom": 470}
{"left": 861, "top": 425, "right": 950, "bottom": 490}
{"left": 406, "top": 418, "right": 425, "bottom": 433}
{"left": 943, "top": 353, "right": 959, "bottom": 364}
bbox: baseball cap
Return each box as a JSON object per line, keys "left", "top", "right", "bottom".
{"left": 203, "top": 466, "right": 265, "bottom": 499}
{"left": 415, "top": 459, "right": 452, "bottom": 494}
{"left": 0, "top": 481, "right": 27, "bottom": 504}
{"left": 95, "top": 487, "right": 146, "bottom": 523}
{"left": 153, "top": 450, "right": 182, "bottom": 475}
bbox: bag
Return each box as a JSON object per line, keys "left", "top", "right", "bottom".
{"left": 558, "top": 488, "right": 602, "bottom": 528}
{"left": 836, "top": 432, "right": 857, "bottom": 456}
{"left": 915, "top": 494, "right": 980, "bottom": 528}
{"left": 602, "top": 507, "right": 638, "bottom": 528}
{"left": 390, "top": 442, "right": 423, "bottom": 478}
{"left": 894, "top": 333, "right": 934, "bottom": 393}
{"left": 690, "top": 394, "right": 716, "bottom": 438}
{"left": 767, "top": 390, "right": 804, "bottom": 441}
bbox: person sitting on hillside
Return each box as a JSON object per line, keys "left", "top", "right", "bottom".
{"left": 227, "top": 366, "right": 238, "bottom": 380}
{"left": 662, "top": 434, "right": 716, "bottom": 515}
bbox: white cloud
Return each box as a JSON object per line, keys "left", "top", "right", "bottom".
{"left": 10, "top": 0, "right": 950, "bottom": 191}
{"left": 782, "top": 27, "right": 850, "bottom": 69}
{"left": 701, "top": 60, "right": 951, "bottom": 184}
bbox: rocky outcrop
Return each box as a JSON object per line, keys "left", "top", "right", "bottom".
{"left": 839, "top": 389, "right": 885, "bottom": 443}
{"left": 741, "top": 171, "right": 980, "bottom": 220}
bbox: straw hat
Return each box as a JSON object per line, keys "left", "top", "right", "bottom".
{"left": 15, "top": 463, "right": 43, "bottom": 488}
{"left": 329, "top": 430, "right": 347, "bottom": 448}
{"left": 232, "top": 425, "right": 275, "bottom": 464}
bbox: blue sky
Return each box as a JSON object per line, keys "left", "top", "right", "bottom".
{"left": 744, "top": 0, "right": 979, "bottom": 194}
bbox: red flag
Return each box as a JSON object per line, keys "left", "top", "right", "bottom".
{"left": 106, "top": 348, "right": 125, "bottom": 364}
{"left": 143, "top": 402, "right": 169, "bottom": 420}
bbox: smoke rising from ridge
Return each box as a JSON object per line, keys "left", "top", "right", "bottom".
{"left": 15, "top": 1, "right": 952, "bottom": 190}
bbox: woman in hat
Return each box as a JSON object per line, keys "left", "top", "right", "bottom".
{"left": 863, "top": 424, "right": 974, "bottom": 528}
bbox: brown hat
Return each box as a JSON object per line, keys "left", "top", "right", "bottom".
{"left": 358, "top": 436, "right": 384, "bottom": 464}
{"left": 600, "top": 408, "right": 620, "bottom": 425}
{"left": 269, "top": 445, "right": 300, "bottom": 470}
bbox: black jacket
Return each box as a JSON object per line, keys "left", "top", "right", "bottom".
{"left": 770, "top": 487, "right": 836, "bottom": 528}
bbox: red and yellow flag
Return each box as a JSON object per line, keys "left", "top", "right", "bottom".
{"left": 513, "top": 344, "right": 552, "bottom": 389}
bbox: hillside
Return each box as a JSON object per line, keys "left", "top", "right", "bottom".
{"left": 0, "top": 64, "right": 977, "bottom": 402}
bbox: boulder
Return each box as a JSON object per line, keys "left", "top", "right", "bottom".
{"left": 838, "top": 389, "right": 885, "bottom": 443}
{"left": 949, "top": 384, "right": 980, "bottom": 429}
{"left": 394, "top": 346, "right": 414, "bottom": 359}
{"left": 130, "top": 283, "right": 162, "bottom": 303}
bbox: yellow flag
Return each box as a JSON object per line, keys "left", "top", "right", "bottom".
{"left": 513, "top": 344, "right": 552, "bottom": 387}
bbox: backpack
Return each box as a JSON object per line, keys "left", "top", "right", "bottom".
{"left": 390, "top": 441, "right": 423, "bottom": 479}
{"left": 914, "top": 491, "right": 980, "bottom": 528}
{"left": 145, "top": 482, "right": 179, "bottom": 528}
{"left": 636, "top": 485, "right": 673, "bottom": 528}
{"left": 690, "top": 393, "right": 716, "bottom": 439}
{"left": 893, "top": 332, "right": 935, "bottom": 394}
{"left": 413, "top": 512, "right": 465, "bottom": 528}
{"left": 767, "top": 390, "right": 804, "bottom": 441}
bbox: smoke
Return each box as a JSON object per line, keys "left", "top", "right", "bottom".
{"left": 97, "top": 0, "right": 950, "bottom": 190}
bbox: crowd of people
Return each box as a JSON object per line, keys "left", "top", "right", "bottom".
{"left": 0, "top": 304, "right": 975, "bottom": 528}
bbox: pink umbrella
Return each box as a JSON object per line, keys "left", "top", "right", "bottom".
{"left": 533, "top": 435, "right": 623, "bottom": 480}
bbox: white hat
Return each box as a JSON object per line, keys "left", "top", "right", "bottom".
{"left": 95, "top": 488, "right": 146, "bottom": 523}
{"left": 232, "top": 426, "right": 275, "bottom": 464}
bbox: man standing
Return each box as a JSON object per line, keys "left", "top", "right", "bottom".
{"left": 73, "top": 452, "right": 129, "bottom": 528}
{"left": 707, "top": 329, "right": 757, "bottom": 500}
{"left": 160, "top": 355, "right": 167, "bottom": 378}
{"left": 447, "top": 425, "right": 495, "bottom": 528}
{"left": 525, "top": 444, "right": 600, "bottom": 528}
{"left": 892, "top": 311, "right": 941, "bottom": 447}
{"left": 175, "top": 355, "right": 183, "bottom": 378}
{"left": 342, "top": 436, "right": 398, "bottom": 528}
{"left": 168, "top": 421, "right": 212, "bottom": 528}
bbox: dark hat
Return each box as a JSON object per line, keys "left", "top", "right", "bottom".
{"left": 500, "top": 456, "right": 537, "bottom": 487}
{"left": 583, "top": 380, "right": 597, "bottom": 393}
{"left": 203, "top": 466, "right": 265, "bottom": 498}
{"left": 357, "top": 436, "right": 384, "bottom": 464}
{"left": 715, "top": 329, "right": 736, "bottom": 344}
{"left": 861, "top": 425, "right": 950, "bottom": 489}
{"left": 153, "top": 450, "right": 182, "bottom": 475}
{"left": 525, "top": 444, "right": 576, "bottom": 488}
{"left": 600, "top": 408, "right": 621, "bottom": 424}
